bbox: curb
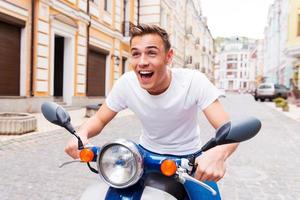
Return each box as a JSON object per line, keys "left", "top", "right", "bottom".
{"left": 264, "top": 102, "right": 300, "bottom": 122}
{"left": 0, "top": 109, "right": 134, "bottom": 143}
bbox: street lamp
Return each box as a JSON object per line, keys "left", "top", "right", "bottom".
{"left": 111, "top": 55, "right": 120, "bottom": 66}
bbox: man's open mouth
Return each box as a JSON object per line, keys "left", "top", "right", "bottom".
{"left": 139, "top": 70, "right": 154, "bottom": 79}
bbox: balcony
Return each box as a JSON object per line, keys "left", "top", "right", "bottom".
{"left": 226, "top": 58, "right": 238, "bottom": 61}
{"left": 185, "top": 56, "right": 193, "bottom": 65}
{"left": 184, "top": 56, "right": 193, "bottom": 68}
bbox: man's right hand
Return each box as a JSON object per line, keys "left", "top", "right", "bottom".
{"left": 64, "top": 135, "right": 89, "bottom": 159}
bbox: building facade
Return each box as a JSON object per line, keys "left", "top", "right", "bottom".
{"left": 139, "top": 0, "right": 214, "bottom": 80}
{"left": 264, "top": 0, "right": 292, "bottom": 87}
{"left": 285, "top": 0, "right": 300, "bottom": 91}
{"left": 0, "top": 0, "right": 138, "bottom": 112}
{"left": 249, "top": 39, "right": 265, "bottom": 85}
{"left": 216, "top": 37, "right": 256, "bottom": 92}
{"left": 0, "top": 0, "right": 215, "bottom": 112}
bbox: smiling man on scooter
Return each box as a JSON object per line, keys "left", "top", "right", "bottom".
{"left": 65, "top": 24, "right": 239, "bottom": 198}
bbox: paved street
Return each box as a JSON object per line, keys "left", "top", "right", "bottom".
{"left": 0, "top": 94, "right": 299, "bottom": 200}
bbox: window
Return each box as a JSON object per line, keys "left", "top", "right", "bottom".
{"left": 226, "top": 54, "right": 238, "bottom": 61}
{"left": 259, "top": 84, "right": 272, "bottom": 89}
{"left": 104, "top": 0, "right": 112, "bottom": 13}
{"left": 227, "top": 63, "right": 237, "bottom": 69}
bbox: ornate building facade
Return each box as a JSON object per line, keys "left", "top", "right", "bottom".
{"left": 0, "top": 0, "right": 215, "bottom": 112}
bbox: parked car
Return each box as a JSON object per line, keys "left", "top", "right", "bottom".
{"left": 254, "top": 83, "right": 289, "bottom": 101}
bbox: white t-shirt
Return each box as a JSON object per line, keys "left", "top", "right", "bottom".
{"left": 106, "top": 68, "right": 222, "bottom": 155}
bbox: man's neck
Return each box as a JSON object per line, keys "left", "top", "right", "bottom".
{"left": 148, "top": 69, "right": 172, "bottom": 95}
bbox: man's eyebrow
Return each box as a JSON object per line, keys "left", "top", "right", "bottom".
{"left": 130, "top": 47, "right": 139, "bottom": 51}
{"left": 146, "top": 46, "right": 159, "bottom": 50}
{"left": 130, "top": 46, "right": 159, "bottom": 51}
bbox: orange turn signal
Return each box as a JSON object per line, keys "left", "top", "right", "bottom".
{"left": 79, "top": 148, "right": 94, "bottom": 162}
{"left": 160, "top": 159, "right": 177, "bottom": 176}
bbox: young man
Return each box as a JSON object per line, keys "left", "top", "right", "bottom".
{"left": 65, "top": 24, "right": 238, "bottom": 183}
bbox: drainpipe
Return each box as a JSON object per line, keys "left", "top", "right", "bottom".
{"left": 137, "top": 0, "right": 140, "bottom": 24}
{"left": 30, "top": 0, "right": 35, "bottom": 96}
{"left": 277, "top": 1, "right": 281, "bottom": 84}
{"left": 85, "top": 0, "right": 91, "bottom": 94}
{"left": 183, "top": 0, "right": 188, "bottom": 68}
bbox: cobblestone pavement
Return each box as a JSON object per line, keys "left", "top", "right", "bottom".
{"left": 0, "top": 94, "right": 299, "bottom": 200}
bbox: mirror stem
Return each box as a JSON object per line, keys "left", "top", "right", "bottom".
{"left": 200, "top": 138, "right": 217, "bottom": 152}
{"left": 65, "top": 123, "right": 84, "bottom": 150}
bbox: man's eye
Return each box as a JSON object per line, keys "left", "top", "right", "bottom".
{"left": 148, "top": 51, "right": 157, "bottom": 56}
{"left": 132, "top": 52, "right": 140, "bottom": 57}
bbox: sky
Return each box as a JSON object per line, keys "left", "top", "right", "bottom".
{"left": 201, "top": 0, "right": 274, "bottom": 39}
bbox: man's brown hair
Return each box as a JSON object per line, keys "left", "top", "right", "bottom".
{"left": 130, "top": 24, "right": 171, "bottom": 51}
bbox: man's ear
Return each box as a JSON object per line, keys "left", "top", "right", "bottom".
{"left": 166, "top": 48, "right": 174, "bottom": 65}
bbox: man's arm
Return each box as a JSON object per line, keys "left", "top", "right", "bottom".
{"left": 195, "top": 99, "right": 239, "bottom": 182}
{"left": 78, "top": 102, "right": 118, "bottom": 139}
{"left": 64, "top": 102, "right": 117, "bottom": 159}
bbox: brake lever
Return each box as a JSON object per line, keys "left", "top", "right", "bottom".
{"left": 177, "top": 169, "right": 217, "bottom": 196}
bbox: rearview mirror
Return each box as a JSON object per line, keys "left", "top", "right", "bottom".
{"left": 41, "top": 102, "right": 84, "bottom": 149}
{"left": 201, "top": 117, "right": 261, "bottom": 151}
{"left": 41, "top": 102, "right": 71, "bottom": 127}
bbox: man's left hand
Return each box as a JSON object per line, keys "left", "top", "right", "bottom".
{"left": 194, "top": 145, "right": 228, "bottom": 182}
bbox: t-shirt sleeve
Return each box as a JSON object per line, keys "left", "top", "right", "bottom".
{"left": 105, "top": 76, "right": 128, "bottom": 112}
{"left": 195, "top": 72, "right": 223, "bottom": 110}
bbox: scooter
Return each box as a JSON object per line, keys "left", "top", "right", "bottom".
{"left": 41, "top": 102, "right": 261, "bottom": 200}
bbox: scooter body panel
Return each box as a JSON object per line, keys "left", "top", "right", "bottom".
{"left": 184, "top": 180, "right": 221, "bottom": 200}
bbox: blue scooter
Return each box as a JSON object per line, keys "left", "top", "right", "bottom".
{"left": 41, "top": 102, "right": 261, "bottom": 200}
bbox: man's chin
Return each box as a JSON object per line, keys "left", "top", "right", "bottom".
{"left": 139, "top": 83, "right": 153, "bottom": 92}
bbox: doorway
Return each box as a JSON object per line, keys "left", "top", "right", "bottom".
{"left": 53, "top": 35, "right": 64, "bottom": 97}
{"left": 87, "top": 48, "right": 107, "bottom": 96}
{"left": 0, "top": 21, "right": 21, "bottom": 96}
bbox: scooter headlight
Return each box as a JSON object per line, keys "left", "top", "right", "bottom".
{"left": 97, "top": 139, "right": 143, "bottom": 188}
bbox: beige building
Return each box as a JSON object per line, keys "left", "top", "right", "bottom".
{"left": 216, "top": 37, "right": 256, "bottom": 92}
{"left": 249, "top": 39, "right": 264, "bottom": 86}
{"left": 0, "top": 0, "right": 215, "bottom": 112}
{"left": 0, "top": 0, "right": 138, "bottom": 112}
{"left": 285, "top": 0, "right": 300, "bottom": 91}
{"left": 138, "top": 0, "right": 215, "bottom": 79}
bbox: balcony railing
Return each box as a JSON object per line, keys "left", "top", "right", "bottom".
{"left": 185, "top": 56, "right": 193, "bottom": 64}
{"left": 122, "top": 21, "right": 135, "bottom": 37}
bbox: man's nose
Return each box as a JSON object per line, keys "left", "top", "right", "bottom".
{"left": 138, "top": 54, "right": 149, "bottom": 67}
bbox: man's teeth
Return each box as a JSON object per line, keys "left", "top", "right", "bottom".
{"left": 140, "top": 71, "right": 152, "bottom": 75}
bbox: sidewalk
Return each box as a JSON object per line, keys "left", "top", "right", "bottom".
{"left": 1, "top": 100, "right": 299, "bottom": 142}
{"left": 0, "top": 108, "right": 134, "bottom": 142}
{"left": 264, "top": 101, "right": 300, "bottom": 122}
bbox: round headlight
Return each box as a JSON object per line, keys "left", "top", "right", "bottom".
{"left": 97, "top": 139, "right": 143, "bottom": 188}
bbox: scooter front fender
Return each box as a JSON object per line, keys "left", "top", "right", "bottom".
{"left": 79, "top": 179, "right": 179, "bottom": 200}
{"left": 80, "top": 181, "right": 109, "bottom": 200}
